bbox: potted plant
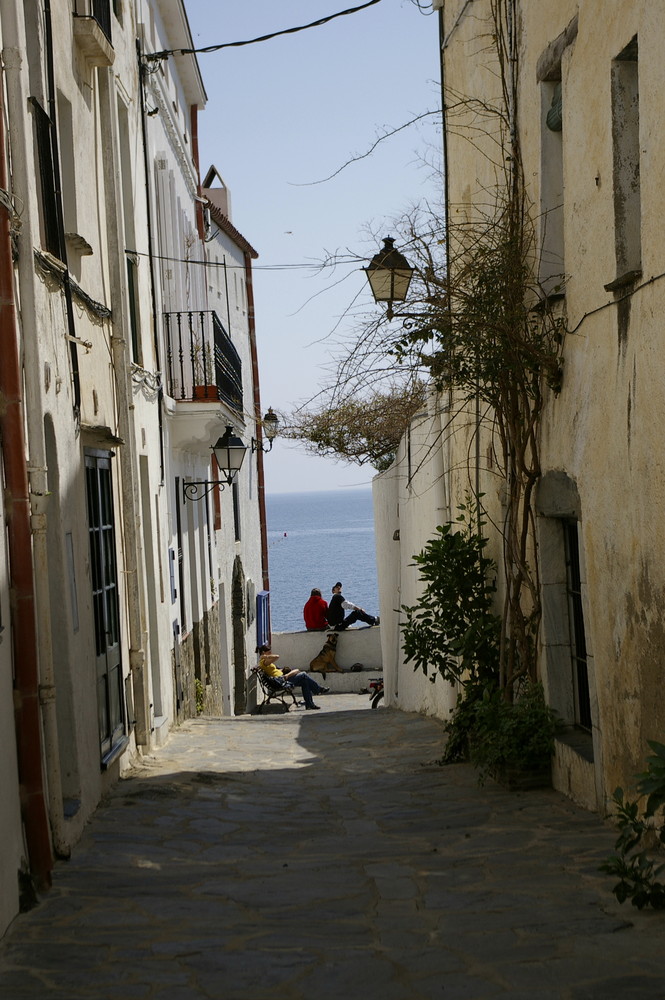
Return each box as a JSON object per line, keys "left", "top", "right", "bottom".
{"left": 192, "top": 339, "right": 217, "bottom": 400}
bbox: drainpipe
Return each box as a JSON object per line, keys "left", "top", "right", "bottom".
{"left": 1, "top": 5, "right": 70, "bottom": 858}
{"left": 0, "top": 46, "right": 53, "bottom": 889}
{"left": 97, "top": 66, "right": 149, "bottom": 747}
{"left": 437, "top": 5, "right": 481, "bottom": 519}
{"left": 244, "top": 251, "right": 270, "bottom": 592}
{"left": 43, "top": 0, "right": 80, "bottom": 418}
{"left": 137, "top": 41, "right": 165, "bottom": 485}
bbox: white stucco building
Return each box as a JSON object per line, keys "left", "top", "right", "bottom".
{"left": 0, "top": 0, "right": 270, "bottom": 936}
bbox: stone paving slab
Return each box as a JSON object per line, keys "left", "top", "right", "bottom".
{"left": 1, "top": 694, "right": 664, "bottom": 999}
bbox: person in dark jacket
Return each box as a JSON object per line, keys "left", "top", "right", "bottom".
{"left": 303, "top": 588, "right": 329, "bottom": 630}
{"left": 327, "top": 582, "right": 379, "bottom": 630}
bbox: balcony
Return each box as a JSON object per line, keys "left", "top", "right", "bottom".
{"left": 164, "top": 310, "right": 244, "bottom": 453}
{"left": 73, "top": 0, "right": 114, "bottom": 66}
{"left": 165, "top": 310, "right": 243, "bottom": 410}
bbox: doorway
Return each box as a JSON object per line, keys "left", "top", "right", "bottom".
{"left": 85, "top": 451, "right": 126, "bottom": 765}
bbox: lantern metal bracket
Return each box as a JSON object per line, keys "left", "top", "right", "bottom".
{"left": 182, "top": 477, "right": 234, "bottom": 502}
{"left": 388, "top": 309, "right": 431, "bottom": 325}
{"left": 252, "top": 436, "right": 275, "bottom": 454}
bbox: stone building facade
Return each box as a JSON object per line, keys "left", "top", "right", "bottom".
{"left": 375, "top": 0, "right": 665, "bottom": 815}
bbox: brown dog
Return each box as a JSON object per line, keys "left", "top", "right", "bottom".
{"left": 309, "top": 632, "right": 344, "bottom": 678}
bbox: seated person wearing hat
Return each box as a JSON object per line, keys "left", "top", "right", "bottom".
{"left": 326, "top": 582, "right": 379, "bottom": 630}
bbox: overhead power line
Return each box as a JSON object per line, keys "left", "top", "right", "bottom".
{"left": 145, "top": 0, "right": 384, "bottom": 61}
{"left": 125, "top": 248, "right": 363, "bottom": 272}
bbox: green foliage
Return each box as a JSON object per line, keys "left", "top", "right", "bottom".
{"left": 636, "top": 739, "right": 665, "bottom": 816}
{"left": 466, "top": 681, "right": 559, "bottom": 783}
{"left": 600, "top": 741, "right": 665, "bottom": 910}
{"left": 195, "top": 678, "right": 205, "bottom": 716}
{"left": 400, "top": 499, "right": 501, "bottom": 687}
{"left": 438, "top": 680, "right": 489, "bottom": 765}
{"left": 390, "top": 203, "right": 566, "bottom": 692}
{"left": 399, "top": 500, "right": 556, "bottom": 782}
{"left": 283, "top": 382, "right": 426, "bottom": 473}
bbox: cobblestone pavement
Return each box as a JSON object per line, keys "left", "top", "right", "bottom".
{"left": 1, "top": 694, "right": 665, "bottom": 1000}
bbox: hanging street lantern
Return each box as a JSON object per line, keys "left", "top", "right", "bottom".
{"left": 364, "top": 236, "right": 414, "bottom": 319}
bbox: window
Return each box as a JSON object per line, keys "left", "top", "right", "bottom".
{"left": 537, "top": 16, "right": 578, "bottom": 297}
{"left": 563, "top": 521, "right": 592, "bottom": 731}
{"left": 256, "top": 591, "right": 270, "bottom": 647}
{"left": 536, "top": 470, "right": 595, "bottom": 746}
{"left": 610, "top": 36, "right": 641, "bottom": 283}
{"left": 540, "top": 79, "right": 564, "bottom": 295}
{"left": 232, "top": 481, "right": 241, "bottom": 541}
{"left": 29, "top": 98, "right": 62, "bottom": 258}
{"left": 126, "top": 255, "right": 141, "bottom": 362}
{"left": 174, "top": 477, "right": 187, "bottom": 633}
{"left": 57, "top": 92, "right": 77, "bottom": 238}
{"left": 118, "top": 98, "right": 142, "bottom": 362}
{"left": 85, "top": 451, "right": 127, "bottom": 764}
{"left": 91, "top": 0, "right": 112, "bottom": 44}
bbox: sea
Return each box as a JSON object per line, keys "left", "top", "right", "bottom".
{"left": 266, "top": 488, "right": 379, "bottom": 633}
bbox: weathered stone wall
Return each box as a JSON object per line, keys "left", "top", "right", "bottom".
{"left": 375, "top": 0, "right": 665, "bottom": 815}
{"left": 193, "top": 601, "right": 223, "bottom": 716}
{"left": 175, "top": 602, "right": 224, "bottom": 720}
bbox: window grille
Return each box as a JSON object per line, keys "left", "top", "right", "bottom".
{"left": 564, "top": 521, "right": 592, "bottom": 730}
{"left": 256, "top": 591, "right": 271, "bottom": 647}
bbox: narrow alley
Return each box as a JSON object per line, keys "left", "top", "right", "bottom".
{"left": 1, "top": 696, "right": 664, "bottom": 1000}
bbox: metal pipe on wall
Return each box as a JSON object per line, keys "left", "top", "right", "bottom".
{"left": 0, "top": 25, "right": 53, "bottom": 888}
{"left": 244, "top": 251, "right": 271, "bottom": 594}
{"left": 1, "top": 0, "right": 71, "bottom": 859}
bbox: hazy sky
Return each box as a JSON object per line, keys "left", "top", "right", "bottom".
{"left": 184, "top": 1, "right": 441, "bottom": 493}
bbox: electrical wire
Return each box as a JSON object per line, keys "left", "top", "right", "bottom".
{"left": 124, "top": 248, "right": 364, "bottom": 272}
{"left": 145, "top": 0, "right": 384, "bottom": 61}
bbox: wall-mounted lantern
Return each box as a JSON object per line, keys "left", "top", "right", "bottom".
{"left": 364, "top": 236, "right": 414, "bottom": 320}
{"left": 182, "top": 425, "right": 247, "bottom": 502}
{"left": 252, "top": 407, "right": 280, "bottom": 453}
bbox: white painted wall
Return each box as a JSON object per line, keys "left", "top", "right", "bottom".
{"left": 272, "top": 627, "right": 382, "bottom": 673}
{"left": 373, "top": 395, "right": 458, "bottom": 721}
{"left": 204, "top": 221, "right": 264, "bottom": 715}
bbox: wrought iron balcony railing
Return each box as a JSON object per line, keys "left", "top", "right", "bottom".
{"left": 164, "top": 310, "right": 243, "bottom": 413}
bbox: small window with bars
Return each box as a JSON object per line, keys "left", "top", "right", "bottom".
{"left": 563, "top": 521, "right": 592, "bottom": 730}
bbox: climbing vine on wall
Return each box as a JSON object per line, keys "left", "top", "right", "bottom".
{"left": 395, "top": 0, "right": 566, "bottom": 695}
{"left": 287, "top": 0, "right": 567, "bottom": 699}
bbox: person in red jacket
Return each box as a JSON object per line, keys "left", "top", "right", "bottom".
{"left": 303, "top": 588, "right": 329, "bottom": 630}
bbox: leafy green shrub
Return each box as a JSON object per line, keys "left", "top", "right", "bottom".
{"left": 400, "top": 500, "right": 500, "bottom": 688}
{"left": 438, "top": 680, "right": 490, "bottom": 765}
{"left": 401, "top": 502, "right": 558, "bottom": 784}
{"left": 195, "top": 678, "right": 205, "bottom": 716}
{"left": 467, "top": 682, "right": 559, "bottom": 783}
{"left": 600, "top": 740, "right": 665, "bottom": 910}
